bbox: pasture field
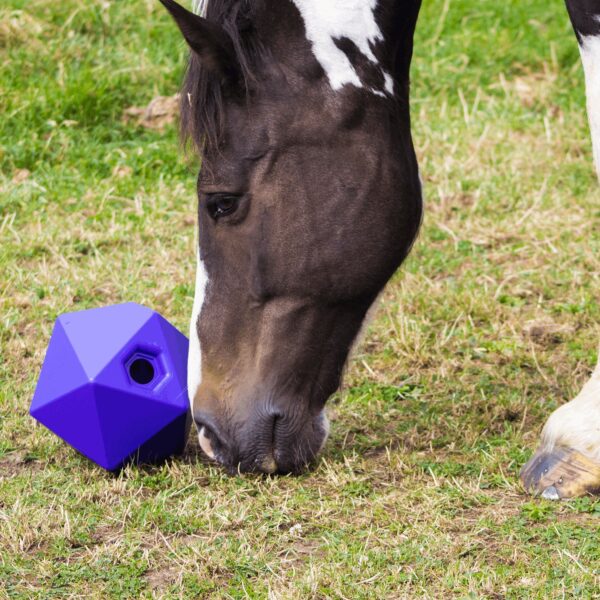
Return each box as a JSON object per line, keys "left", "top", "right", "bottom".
{"left": 1, "top": 0, "right": 599, "bottom": 597}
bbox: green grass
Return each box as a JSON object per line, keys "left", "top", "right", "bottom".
{"left": 1, "top": 0, "right": 599, "bottom": 597}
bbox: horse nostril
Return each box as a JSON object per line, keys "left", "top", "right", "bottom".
{"left": 193, "top": 412, "right": 230, "bottom": 463}
{"left": 198, "top": 426, "right": 216, "bottom": 460}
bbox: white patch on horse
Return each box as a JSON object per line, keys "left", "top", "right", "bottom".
{"left": 292, "top": 0, "right": 393, "bottom": 96}
{"left": 579, "top": 34, "right": 600, "bottom": 178}
{"left": 192, "top": 0, "right": 208, "bottom": 16}
{"left": 188, "top": 248, "right": 208, "bottom": 420}
{"left": 537, "top": 359, "right": 600, "bottom": 462}
{"left": 198, "top": 426, "right": 215, "bottom": 459}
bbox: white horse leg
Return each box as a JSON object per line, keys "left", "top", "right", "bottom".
{"left": 580, "top": 30, "right": 600, "bottom": 177}
{"left": 521, "top": 3, "right": 600, "bottom": 498}
{"left": 521, "top": 359, "right": 600, "bottom": 498}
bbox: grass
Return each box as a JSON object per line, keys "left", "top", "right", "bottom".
{"left": 1, "top": 0, "right": 599, "bottom": 597}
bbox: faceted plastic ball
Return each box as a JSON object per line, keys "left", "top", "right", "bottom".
{"left": 30, "top": 303, "right": 190, "bottom": 471}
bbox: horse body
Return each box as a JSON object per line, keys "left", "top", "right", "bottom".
{"left": 162, "top": 0, "right": 600, "bottom": 494}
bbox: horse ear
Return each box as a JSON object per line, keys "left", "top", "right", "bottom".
{"left": 160, "top": 0, "right": 240, "bottom": 83}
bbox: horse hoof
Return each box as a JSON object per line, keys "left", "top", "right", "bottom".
{"left": 520, "top": 446, "right": 600, "bottom": 499}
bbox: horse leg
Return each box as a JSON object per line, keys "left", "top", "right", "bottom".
{"left": 520, "top": 0, "right": 600, "bottom": 499}
{"left": 521, "top": 360, "right": 600, "bottom": 498}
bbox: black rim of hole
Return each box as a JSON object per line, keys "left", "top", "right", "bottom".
{"left": 129, "top": 358, "right": 155, "bottom": 385}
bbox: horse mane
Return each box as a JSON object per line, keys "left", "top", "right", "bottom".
{"left": 181, "top": 0, "right": 263, "bottom": 156}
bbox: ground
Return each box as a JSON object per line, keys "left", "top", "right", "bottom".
{"left": 1, "top": 0, "right": 599, "bottom": 598}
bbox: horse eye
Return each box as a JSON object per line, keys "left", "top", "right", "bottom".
{"left": 207, "top": 194, "right": 241, "bottom": 220}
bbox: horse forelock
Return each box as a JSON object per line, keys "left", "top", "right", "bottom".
{"left": 181, "top": 0, "right": 263, "bottom": 156}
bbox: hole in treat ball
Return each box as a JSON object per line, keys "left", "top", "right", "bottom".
{"left": 129, "top": 358, "right": 155, "bottom": 385}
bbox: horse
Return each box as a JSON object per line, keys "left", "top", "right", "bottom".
{"left": 160, "top": 0, "right": 600, "bottom": 496}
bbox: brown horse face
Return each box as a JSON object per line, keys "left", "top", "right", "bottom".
{"left": 162, "top": 0, "right": 422, "bottom": 473}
